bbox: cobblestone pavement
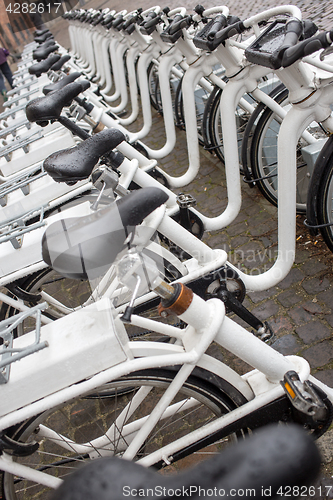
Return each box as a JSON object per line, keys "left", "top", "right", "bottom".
{"left": 43, "top": 0, "right": 333, "bottom": 490}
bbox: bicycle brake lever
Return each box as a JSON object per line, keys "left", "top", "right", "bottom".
{"left": 320, "top": 45, "right": 333, "bottom": 60}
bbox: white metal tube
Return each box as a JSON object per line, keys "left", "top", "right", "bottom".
{"left": 0, "top": 350, "right": 199, "bottom": 432}
{"left": 106, "top": 41, "right": 129, "bottom": 113}
{"left": 0, "top": 292, "right": 52, "bottom": 324}
{"left": 102, "top": 37, "right": 122, "bottom": 102}
{"left": 122, "top": 363, "right": 196, "bottom": 460}
{"left": 93, "top": 386, "right": 153, "bottom": 451}
{"left": 251, "top": 87, "right": 317, "bottom": 145}
{"left": 0, "top": 261, "right": 47, "bottom": 287}
{"left": 123, "top": 298, "right": 225, "bottom": 460}
{"left": 231, "top": 105, "right": 318, "bottom": 291}
{"left": 243, "top": 5, "right": 302, "bottom": 28}
{"left": 0, "top": 454, "right": 62, "bottom": 489}
{"left": 116, "top": 45, "right": 141, "bottom": 125}
{"left": 106, "top": 397, "right": 198, "bottom": 446}
{"left": 157, "top": 216, "right": 220, "bottom": 264}
{"left": 100, "top": 35, "right": 114, "bottom": 97}
{"left": 162, "top": 64, "right": 204, "bottom": 188}
{"left": 128, "top": 50, "right": 179, "bottom": 158}
{"left": 216, "top": 316, "right": 295, "bottom": 382}
{"left": 202, "top": 6, "right": 229, "bottom": 18}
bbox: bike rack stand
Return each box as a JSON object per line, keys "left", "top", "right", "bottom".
{"left": 0, "top": 205, "right": 47, "bottom": 249}
{"left": 0, "top": 303, "right": 48, "bottom": 384}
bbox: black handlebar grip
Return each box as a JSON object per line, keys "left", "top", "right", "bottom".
{"left": 206, "top": 14, "right": 228, "bottom": 42}
{"left": 214, "top": 20, "right": 247, "bottom": 44}
{"left": 225, "top": 15, "right": 241, "bottom": 29}
{"left": 144, "top": 11, "right": 158, "bottom": 23}
{"left": 101, "top": 13, "right": 114, "bottom": 26}
{"left": 166, "top": 13, "right": 184, "bottom": 34}
{"left": 278, "top": 19, "right": 304, "bottom": 55}
{"left": 282, "top": 30, "right": 332, "bottom": 67}
{"left": 142, "top": 14, "right": 161, "bottom": 29}
{"left": 169, "top": 15, "right": 192, "bottom": 35}
{"left": 194, "top": 5, "right": 205, "bottom": 16}
{"left": 112, "top": 15, "right": 124, "bottom": 28}
{"left": 122, "top": 14, "right": 136, "bottom": 30}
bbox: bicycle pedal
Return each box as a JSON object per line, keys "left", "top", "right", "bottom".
{"left": 176, "top": 193, "right": 197, "bottom": 208}
{"left": 253, "top": 321, "right": 274, "bottom": 343}
{"left": 281, "top": 371, "right": 329, "bottom": 425}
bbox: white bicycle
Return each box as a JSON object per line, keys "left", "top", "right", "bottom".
{"left": 0, "top": 185, "right": 331, "bottom": 499}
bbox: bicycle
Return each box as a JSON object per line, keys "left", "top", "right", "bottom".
{"left": 2, "top": 5, "right": 330, "bottom": 337}
{"left": 2, "top": 6, "right": 333, "bottom": 344}
{"left": 0, "top": 185, "right": 331, "bottom": 498}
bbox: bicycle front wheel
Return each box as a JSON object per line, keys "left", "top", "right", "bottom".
{"left": 250, "top": 88, "right": 326, "bottom": 213}
{"left": 208, "top": 88, "right": 252, "bottom": 166}
{"left": 1, "top": 367, "right": 248, "bottom": 500}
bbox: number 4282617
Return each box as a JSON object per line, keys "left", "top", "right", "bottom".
{"left": 6, "top": 3, "right": 61, "bottom": 14}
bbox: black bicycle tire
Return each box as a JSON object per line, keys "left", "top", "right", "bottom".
{"left": 316, "top": 151, "right": 333, "bottom": 252}
{"left": 147, "top": 61, "right": 160, "bottom": 111}
{"left": 241, "top": 83, "right": 287, "bottom": 182}
{"left": 249, "top": 87, "right": 319, "bottom": 214}
{"left": 208, "top": 88, "right": 253, "bottom": 167}
{"left": 202, "top": 85, "right": 222, "bottom": 151}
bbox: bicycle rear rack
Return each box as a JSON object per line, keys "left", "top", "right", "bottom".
{"left": 0, "top": 119, "right": 32, "bottom": 140}
{"left": 6, "top": 79, "right": 36, "bottom": 97}
{"left": 0, "top": 205, "right": 46, "bottom": 249}
{"left": 0, "top": 164, "right": 46, "bottom": 207}
{"left": 0, "top": 303, "right": 48, "bottom": 384}
{"left": 0, "top": 130, "right": 43, "bottom": 161}
{"left": 3, "top": 87, "right": 39, "bottom": 108}
{"left": 0, "top": 102, "right": 29, "bottom": 121}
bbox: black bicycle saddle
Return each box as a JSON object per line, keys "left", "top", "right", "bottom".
{"left": 33, "top": 43, "right": 58, "bottom": 61}
{"left": 28, "top": 54, "right": 61, "bottom": 77}
{"left": 26, "top": 81, "right": 90, "bottom": 125}
{"left": 37, "top": 39, "right": 57, "bottom": 50}
{"left": 34, "top": 32, "right": 54, "bottom": 44}
{"left": 42, "top": 187, "right": 169, "bottom": 279}
{"left": 34, "top": 28, "right": 50, "bottom": 38}
{"left": 43, "top": 72, "right": 81, "bottom": 95}
{"left": 44, "top": 128, "right": 126, "bottom": 182}
{"left": 50, "top": 54, "right": 71, "bottom": 71}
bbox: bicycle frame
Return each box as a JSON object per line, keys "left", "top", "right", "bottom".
{"left": 0, "top": 274, "right": 331, "bottom": 489}
{"left": 2, "top": 6, "right": 331, "bottom": 296}
{"left": 3, "top": 13, "right": 333, "bottom": 491}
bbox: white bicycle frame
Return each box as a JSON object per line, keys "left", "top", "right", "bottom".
{"left": 0, "top": 249, "right": 332, "bottom": 490}
{"left": 2, "top": 6, "right": 333, "bottom": 320}
{"left": 2, "top": 14, "right": 333, "bottom": 489}
{"left": 66, "top": 7, "right": 218, "bottom": 160}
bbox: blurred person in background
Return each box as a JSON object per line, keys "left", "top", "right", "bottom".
{"left": 0, "top": 47, "right": 14, "bottom": 101}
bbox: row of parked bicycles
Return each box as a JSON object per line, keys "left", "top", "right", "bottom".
{"left": 0, "top": 3, "right": 333, "bottom": 498}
